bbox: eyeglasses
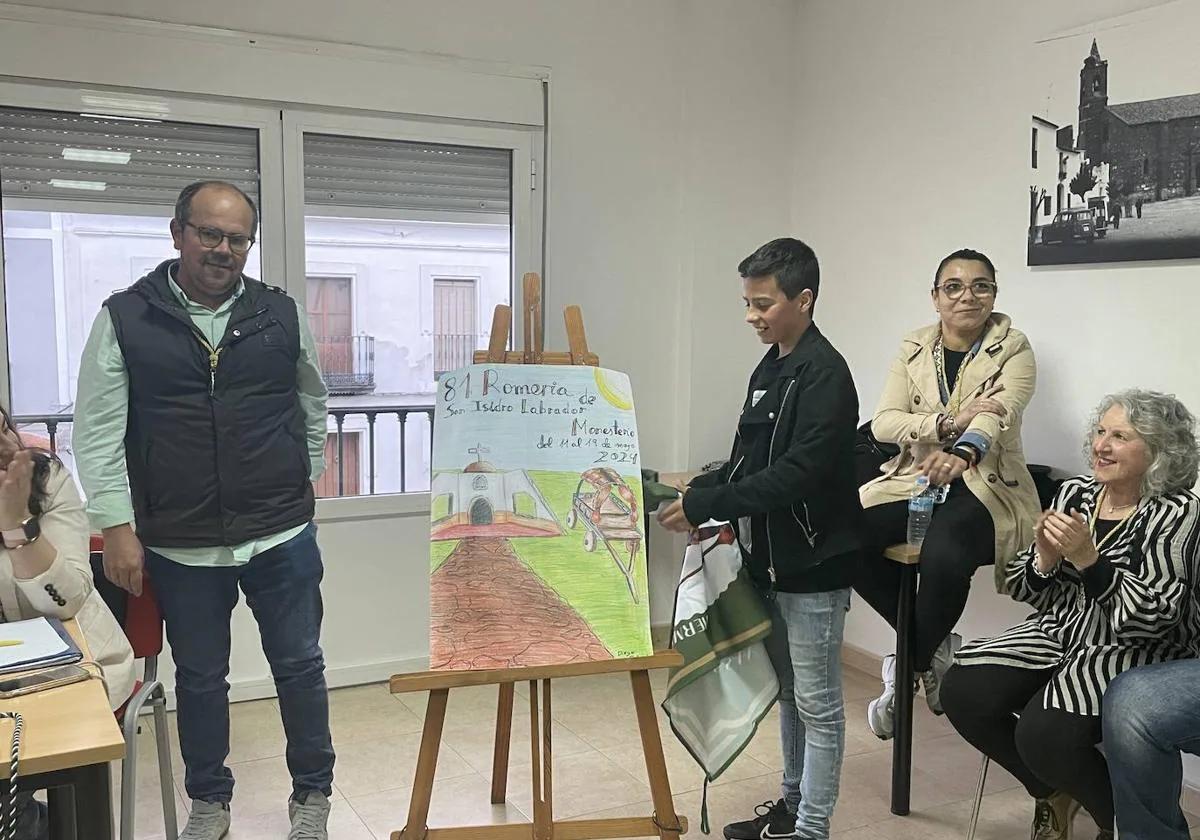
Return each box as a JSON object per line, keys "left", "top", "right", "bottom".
{"left": 186, "top": 222, "right": 255, "bottom": 255}
{"left": 935, "top": 280, "right": 997, "bottom": 300}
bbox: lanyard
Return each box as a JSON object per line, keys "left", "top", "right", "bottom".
{"left": 933, "top": 331, "right": 982, "bottom": 415}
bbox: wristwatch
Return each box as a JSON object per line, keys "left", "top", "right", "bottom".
{"left": 1, "top": 516, "right": 41, "bottom": 550}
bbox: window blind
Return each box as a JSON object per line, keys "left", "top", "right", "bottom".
{"left": 0, "top": 107, "right": 260, "bottom": 208}
{"left": 303, "top": 134, "right": 511, "bottom": 217}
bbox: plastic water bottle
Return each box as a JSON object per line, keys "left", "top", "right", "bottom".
{"left": 907, "top": 476, "right": 935, "bottom": 547}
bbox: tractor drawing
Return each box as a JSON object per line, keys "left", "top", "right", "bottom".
{"left": 566, "top": 467, "right": 642, "bottom": 602}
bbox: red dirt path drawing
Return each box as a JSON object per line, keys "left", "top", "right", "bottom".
{"left": 430, "top": 537, "right": 612, "bottom": 669}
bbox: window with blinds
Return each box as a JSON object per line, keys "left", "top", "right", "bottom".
{"left": 0, "top": 106, "right": 260, "bottom": 208}
{"left": 303, "top": 133, "right": 511, "bottom": 216}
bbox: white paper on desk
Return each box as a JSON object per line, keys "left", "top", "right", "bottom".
{"left": 0, "top": 617, "right": 70, "bottom": 670}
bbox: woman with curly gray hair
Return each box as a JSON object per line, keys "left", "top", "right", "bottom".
{"left": 938, "top": 389, "right": 1200, "bottom": 840}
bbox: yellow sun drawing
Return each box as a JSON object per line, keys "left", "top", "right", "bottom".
{"left": 593, "top": 368, "right": 633, "bottom": 411}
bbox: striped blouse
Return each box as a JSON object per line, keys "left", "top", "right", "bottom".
{"left": 955, "top": 475, "right": 1200, "bottom": 716}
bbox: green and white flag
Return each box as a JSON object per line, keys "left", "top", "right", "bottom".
{"left": 661, "top": 521, "right": 779, "bottom": 832}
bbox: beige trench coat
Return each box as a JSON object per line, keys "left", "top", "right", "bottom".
{"left": 0, "top": 465, "right": 135, "bottom": 710}
{"left": 859, "top": 313, "right": 1041, "bottom": 591}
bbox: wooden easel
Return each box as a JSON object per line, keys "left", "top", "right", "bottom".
{"left": 390, "top": 273, "right": 687, "bottom": 839}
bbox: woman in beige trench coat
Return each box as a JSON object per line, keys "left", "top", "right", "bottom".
{"left": 0, "top": 405, "right": 135, "bottom": 838}
{"left": 855, "top": 248, "right": 1040, "bottom": 741}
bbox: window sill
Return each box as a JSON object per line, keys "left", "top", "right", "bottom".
{"left": 314, "top": 492, "right": 431, "bottom": 524}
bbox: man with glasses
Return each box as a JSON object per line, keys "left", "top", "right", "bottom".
{"left": 74, "top": 180, "right": 334, "bottom": 840}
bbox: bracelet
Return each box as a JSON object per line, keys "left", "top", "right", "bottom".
{"left": 1031, "top": 552, "right": 1059, "bottom": 579}
{"left": 938, "top": 415, "right": 959, "bottom": 442}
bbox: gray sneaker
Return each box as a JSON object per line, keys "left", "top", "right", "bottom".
{"left": 867, "top": 653, "right": 898, "bottom": 739}
{"left": 920, "top": 632, "right": 962, "bottom": 715}
{"left": 288, "top": 791, "right": 331, "bottom": 839}
{"left": 179, "top": 800, "right": 231, "bottom": 840}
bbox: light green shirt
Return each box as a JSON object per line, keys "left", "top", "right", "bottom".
{"left": 73, "top": 267, "right": 329, "bottom": 567}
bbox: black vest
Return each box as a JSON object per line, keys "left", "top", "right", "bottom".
{"left": 105, "top": 260, "right": 315, "bottom": 547}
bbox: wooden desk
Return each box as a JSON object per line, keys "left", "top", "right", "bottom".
{"left": 0, "top": 619, "right": 125, "bottom": 840}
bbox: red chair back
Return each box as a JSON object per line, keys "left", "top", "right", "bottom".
{"left": 90, "top": 534, "right": 164, "bottom": 659}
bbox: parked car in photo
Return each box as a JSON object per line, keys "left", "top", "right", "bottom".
{"left": 1042, "top": 207, "right": 1096, "bottom": 245}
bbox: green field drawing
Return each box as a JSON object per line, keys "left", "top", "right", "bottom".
{"left": 428, "top": 471, "right": 459, "bottom": 572}
{"left": 507, "top": 470, "right": 651, "bottom": 659}
{"left": 431, "top": 491, "right": 452, "bottom": 521}
{"left": 431, "top": 539, "right": 458, "bottom": 573}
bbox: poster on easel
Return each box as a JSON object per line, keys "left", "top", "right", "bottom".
{"left": 429, "top": 363, "right": 653, "bottom": 670}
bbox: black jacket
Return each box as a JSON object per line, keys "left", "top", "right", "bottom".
{"left": 105, "top": 260, "right": 315, "bottom": 547}
{"left": 683, "top": 324, "right": 864, "bottom": 591}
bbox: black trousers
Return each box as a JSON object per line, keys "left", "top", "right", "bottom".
{"left": 852, "top": 480, "right": 995, "bottom": 670}
{"left": 940, "top": 662, "right": 1113, "bottom": 830}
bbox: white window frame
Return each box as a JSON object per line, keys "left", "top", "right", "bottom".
{"left": 0, "top": 222, "right": 70, "bottom": 410}
{"left": 0, "top": 81, "right": 544, "bottom": 522}
{"left": 0, "top": 79, "right": 286, "bottom": 408}
{"left": 282, "top": 109, "right": 540, "bottom": 519}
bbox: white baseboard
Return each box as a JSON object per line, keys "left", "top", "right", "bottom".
{"left": 158, "top": 629, "right": 679, "bottom": 713}
{"left": 840, "top": 641, "right": 881, "bottom": 678}
{"left": 158, "top": 655, "right": 430, "bottom": 711}
{"left": 148, "top": 638, "right": 1200, "bottom": 816}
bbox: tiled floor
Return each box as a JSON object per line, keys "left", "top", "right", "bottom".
{"left": 117, "top": 663, "right": 1198, "bottom": 839}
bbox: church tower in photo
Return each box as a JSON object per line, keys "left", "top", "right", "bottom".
{"left": 1077, "top": 38, "right": 1109, "bottom": 163}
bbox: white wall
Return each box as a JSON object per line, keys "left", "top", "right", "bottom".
{"left": 789, "top": 0, "right": 1200, "bottom": 659}
{"left": 3, "top": 0, "right": 796, "bottom": 466}
{"left": 3, "top": 0, "right": 800, "bottom": 695}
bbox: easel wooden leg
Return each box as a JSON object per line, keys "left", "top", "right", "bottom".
{"left": 542, "top": 681, "right": 553, "bottom": 836}
{"left": 630, "top": 670, "right": 682, "bottom": 840}
{"left": 529, "top": 680, "right": 555, "bottom": 839}
{"left": 491, "top": 683, "right": 515, "bottom": 804}
{"left": 397, "top": 688, "right": 449, "bottom": 840}
{"left": 391, "top": 654, "right": 690, "bottom": 839}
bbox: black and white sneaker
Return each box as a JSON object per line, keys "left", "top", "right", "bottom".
{"left": 722, "top": 798, "right": 797, "bottom": 839}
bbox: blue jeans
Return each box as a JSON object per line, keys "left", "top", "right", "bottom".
{"left": 762, "top": 587, "right": 851, "bottom": 840}
{"left": 145, "top": 523, "right": 335, "bottom": 804}
{"left": 1103, "top": 659, "right": 1200, "bottom": 840}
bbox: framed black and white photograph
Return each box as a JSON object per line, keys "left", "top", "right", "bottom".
{"left": 1027, "top": 3, "right": 1200, "bottom": 266}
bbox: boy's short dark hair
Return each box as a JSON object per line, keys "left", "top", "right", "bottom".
{"left": 738, "top": 238, "right": 820, "bottom": 303}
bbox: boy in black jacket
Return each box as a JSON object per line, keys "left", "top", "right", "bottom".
{"left": 658, "top": 238, "right": 862, "bottom": 840}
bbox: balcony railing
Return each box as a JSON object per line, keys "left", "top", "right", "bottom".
{"left": 11, "top": 414, "right": 73, "bottom": 454}
{"left": 14, "top": 402, "right": 435, "bottom": 497}
{"left": 434, "top": 333, "right": 478, "bottom": 378}
{"left": 317, "top": 334, "right": 375, "bottom": 396}
{"left": 327, "top": 404, "right": 434, "bottom": 495}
